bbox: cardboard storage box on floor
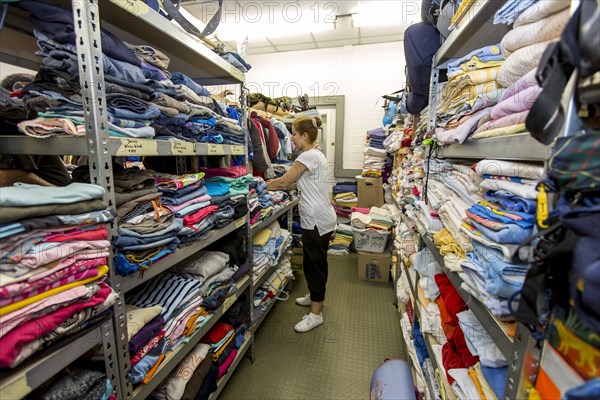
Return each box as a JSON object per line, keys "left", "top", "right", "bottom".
{"left": 357, "top": 250, "right": 391, "bottom": 283}
{"left": 357, "top": 177, "right": 384, "bottom": 208}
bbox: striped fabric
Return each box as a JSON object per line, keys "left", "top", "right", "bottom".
{"left": 129, "top": 273, "right": 201, "bottom": 320}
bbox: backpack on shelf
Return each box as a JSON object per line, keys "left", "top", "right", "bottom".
{"left": 403, "top": 22, "right": 441, "bottom": 115}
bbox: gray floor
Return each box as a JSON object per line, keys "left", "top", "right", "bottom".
{"left": 219, "top": 253, "right": 406, "bottom": 400}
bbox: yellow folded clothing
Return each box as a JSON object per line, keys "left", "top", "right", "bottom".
{"left": 334, "top": 192, "right": 356, "bottom": 200}
{"left": 253, "top": 228, "right": 272, "bottom": 246}
{"left": 433, "top": 229, "right": 466, "bottom": 259}
{"left": 470, "top": 123, "right": 526, "bottom": 140}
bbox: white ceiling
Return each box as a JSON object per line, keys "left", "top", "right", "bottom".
{"left": 182, "top": 1, "right": 419, "bottom": 55}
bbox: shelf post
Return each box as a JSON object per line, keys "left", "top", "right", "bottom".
{"left": 70, "top": 1, "right": 131, "bottom": 397}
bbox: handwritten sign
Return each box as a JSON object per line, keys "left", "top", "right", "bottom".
{"left": 231, "top": 146, "right": 244, "bottom": 155}
{"left": 116, "top": 138, "right": 158, "bottom": 156}
{"left": 170, "top": 141, "right": 194, "bottom": 155}
{"left": 208, "top": 144, "right": 223, "bottom": 155}
{"left": 222, "top": 294, "right": 237, "bottom": 311}
{"left": 235, "top": 218, "right": 246, "bottom": 229}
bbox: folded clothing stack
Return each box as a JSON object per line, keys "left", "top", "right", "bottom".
{"left": 0, "top": 182, "right": 118, "bottom": 369}
{"left": 248, "top": 177, "right": 293, "bottom": 225}
{"left": 331, "top": 181, "right": 358, "bottom": 218}
{"left": 252, "top": 222, "right": 292, "bottom": 282}
{"left": 435, "top": 44, "right": 505, "bottom": 145}
{"left": 252, "top": 268, "right": 288, "bottom": 324}
{"left": 13, "top": 0, "right": 244, "bottom": 144}
{"left": 327, "top": 224, "right": 354, "bottom": 256}
{"left": 350, "top": 206, "right": 393, "bottom": 232}
{"left": 495, "top": 0, "right": 570, "bottom": 87}
{"left": 125, "top": 257, "right": 242, "bottom": 386}
{"left": 457, "top": 159, "right": 541, "bottom": 320}
{"left": 29, "top": 367, "right": 115, "bottom": 400}
{"left": 362, "top": 127, "right": 388, "bottom": 177}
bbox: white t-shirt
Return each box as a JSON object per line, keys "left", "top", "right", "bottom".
{"left": 295, "top": 149, "right": 337, "bottom": 235}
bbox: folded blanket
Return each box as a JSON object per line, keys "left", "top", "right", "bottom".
{"left": 497, "top": 40, "right": 557, "bottom": 88}
{"left": 474, "top": 159, "right": 544, "bottom": 180}
{"left": 501, "top": 8, "right": 570, "bottom": 57}
{"left": 473, "top": 110, "right": 529, "bottom": 135}
{"left": 514, "top": 0, "right": 571, "bottom": 27}
{"left": 471, "top": 124, "right": 526, "bottom": 140}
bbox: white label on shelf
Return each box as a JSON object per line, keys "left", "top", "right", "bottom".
{"left": 231, "top": 146, "right": 244, "bottom": 155}
{"left": 3, "top": 373, "right": 30, "bottom": 398}
{"left": 223, "top": 294, "right": 237, "bottom": 311}
{"left": 208, "top": 144, "right": 223, "bottom": 155}
{"left": 235, "top": 218, "right": 246, "bottom": 229}
{"left": 171, "top": 141, "right": 194, "bottom": 155}
{"left": 116, "top": 138, "right": 158, "bottom": 156}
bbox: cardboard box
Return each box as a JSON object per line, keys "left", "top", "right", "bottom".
{"left": 357, "top": 177, "right": 384, "bottom": 208}
{"left": 357, "top": 250, "right": 391, "bottom": 283}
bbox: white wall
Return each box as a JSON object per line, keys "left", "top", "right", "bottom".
{"left": 246, "top": 41, "right": 406, "bottom": 170}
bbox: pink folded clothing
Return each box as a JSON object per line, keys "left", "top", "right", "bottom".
{"left": 166, "top": 195, "right": 211, "bottom": 213}
{"left": 490, "top": 85, "right": 541, "bottom": 120}
{"left": 0, "top": 265, "right": 103, "bottom": 306}
{"left": 0, "top": 284, "right": 111, "bottom": 368}
{"left": 350, "top": 207, "right": 371, "bottom": 215}
{"left": 217, "top": 348, "right": 238, "bottom": 379}
{"left": 473, "top": 110, "right": 529, "bottom": 135}
{"left": 200, "top": 166, "right": 248, "bottom": 179}
{"left": 17, "top": 117, "right": 85, "bottom": 138}
{"left": 0, "top": 256, "right": 106, "bottom": 299}
{"left": 11, "top": 240, "right": 111, "bottom": 270}
{"left": 44, "top": 226, "right": 108, "bottom": 243}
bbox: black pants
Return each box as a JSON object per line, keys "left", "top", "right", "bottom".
{"left": 302, "top": 228, "right": 333, "bottom": 303}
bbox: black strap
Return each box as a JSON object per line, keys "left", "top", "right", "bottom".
{"left": 160, "top": 0, "right": 223, "bottom": 40}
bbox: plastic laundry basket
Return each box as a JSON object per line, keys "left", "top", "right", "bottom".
{"left": 352, "top": 228, "right": 390, "bottom": 253}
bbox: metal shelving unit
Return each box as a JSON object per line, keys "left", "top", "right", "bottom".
{"left": 207, "top": 332, "right": 253, "bottom": 400}
{"left": 250, "top": 277, "right": 291, "bottom": 333}
{"left": 251, "top": 244, "right": 292, "bottom": 292}
{"left": 250, "top": 199, "right": 299, "bottom": 233}
{"left": 0, "top": 0, "right": 251, "bottom": 398}
{"left": 121, "top": 216, "right": 248, "bottom": 294}
{"left": 421, "top": 230, "right": 515, "bottom": 363}
{"left": 0, "top": 136, "right": 245, "bottom": 157}
{"left": 433, "top": 0, "right": 511, "bottom": 68}
{"left": 0, "top": 318, "right": 114, "bottom": 399}
{"left": 433, "top": 134, "right": 551, "bottom": 162}
{"left": 131, "top": 276, "right": 250, "bottom": 400}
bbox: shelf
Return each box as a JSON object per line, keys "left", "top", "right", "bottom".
{"left": 0, "top": 323, "right": 105, "bottom": 398}
{"left": 0, "top": 136, "right": 245, "bottom": 157}
{"left": 2, "top": 1, "right": 243, "bottom": 84}
{"left": 421, "top": 235, "right": 514, "bottom": 360}
{"left": 250, "top": 199, "right": 299, "bottom": 233}
{"left": 207, "top": 332, "right": 253, "bottom": 400}
{"left": 433, "top": 0, "right": 512, "bottom": 67}
{"left": 121, "top": 217, "right": 247, "bottom": 294}
{"left": 131, "top": 275, "right": 250, "bottom": 400}
{"left": 101, "top": 1, "right": 244, "bottom": 84}
{"left": 250, "top": 277, "right": 290, "bottom": 333}
{"left": 433, "top": 134, "right": 549, "bottom": 162}
{"left": 251, "top": 250, "right": 292, "bottom": 291}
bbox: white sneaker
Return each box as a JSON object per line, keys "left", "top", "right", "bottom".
{"left": 295, "top": 293, "right": 311, "bottom": 306}
{"left": 294, "top": 313, "right": 323, "bottom": 332}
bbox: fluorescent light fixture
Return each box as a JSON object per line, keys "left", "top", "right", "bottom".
{"left": 352, "top": 1, "right": 421, "bottom": 27}
{"left": 201, "top": 2, "right": 334, "bottom": 41}
{"left": 214, "top": 20, "right": 333, "bottom": 41}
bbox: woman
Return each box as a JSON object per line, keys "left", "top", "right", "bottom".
{"left": 266, "top": 116, "right": 336, "bottom": 333}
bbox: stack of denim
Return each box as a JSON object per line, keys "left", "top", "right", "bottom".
{"left": 362, "top": 127, "right": 388, "bottom": 177}
{"left": 0, "top": 183, "right": 118, "bottom": 369}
